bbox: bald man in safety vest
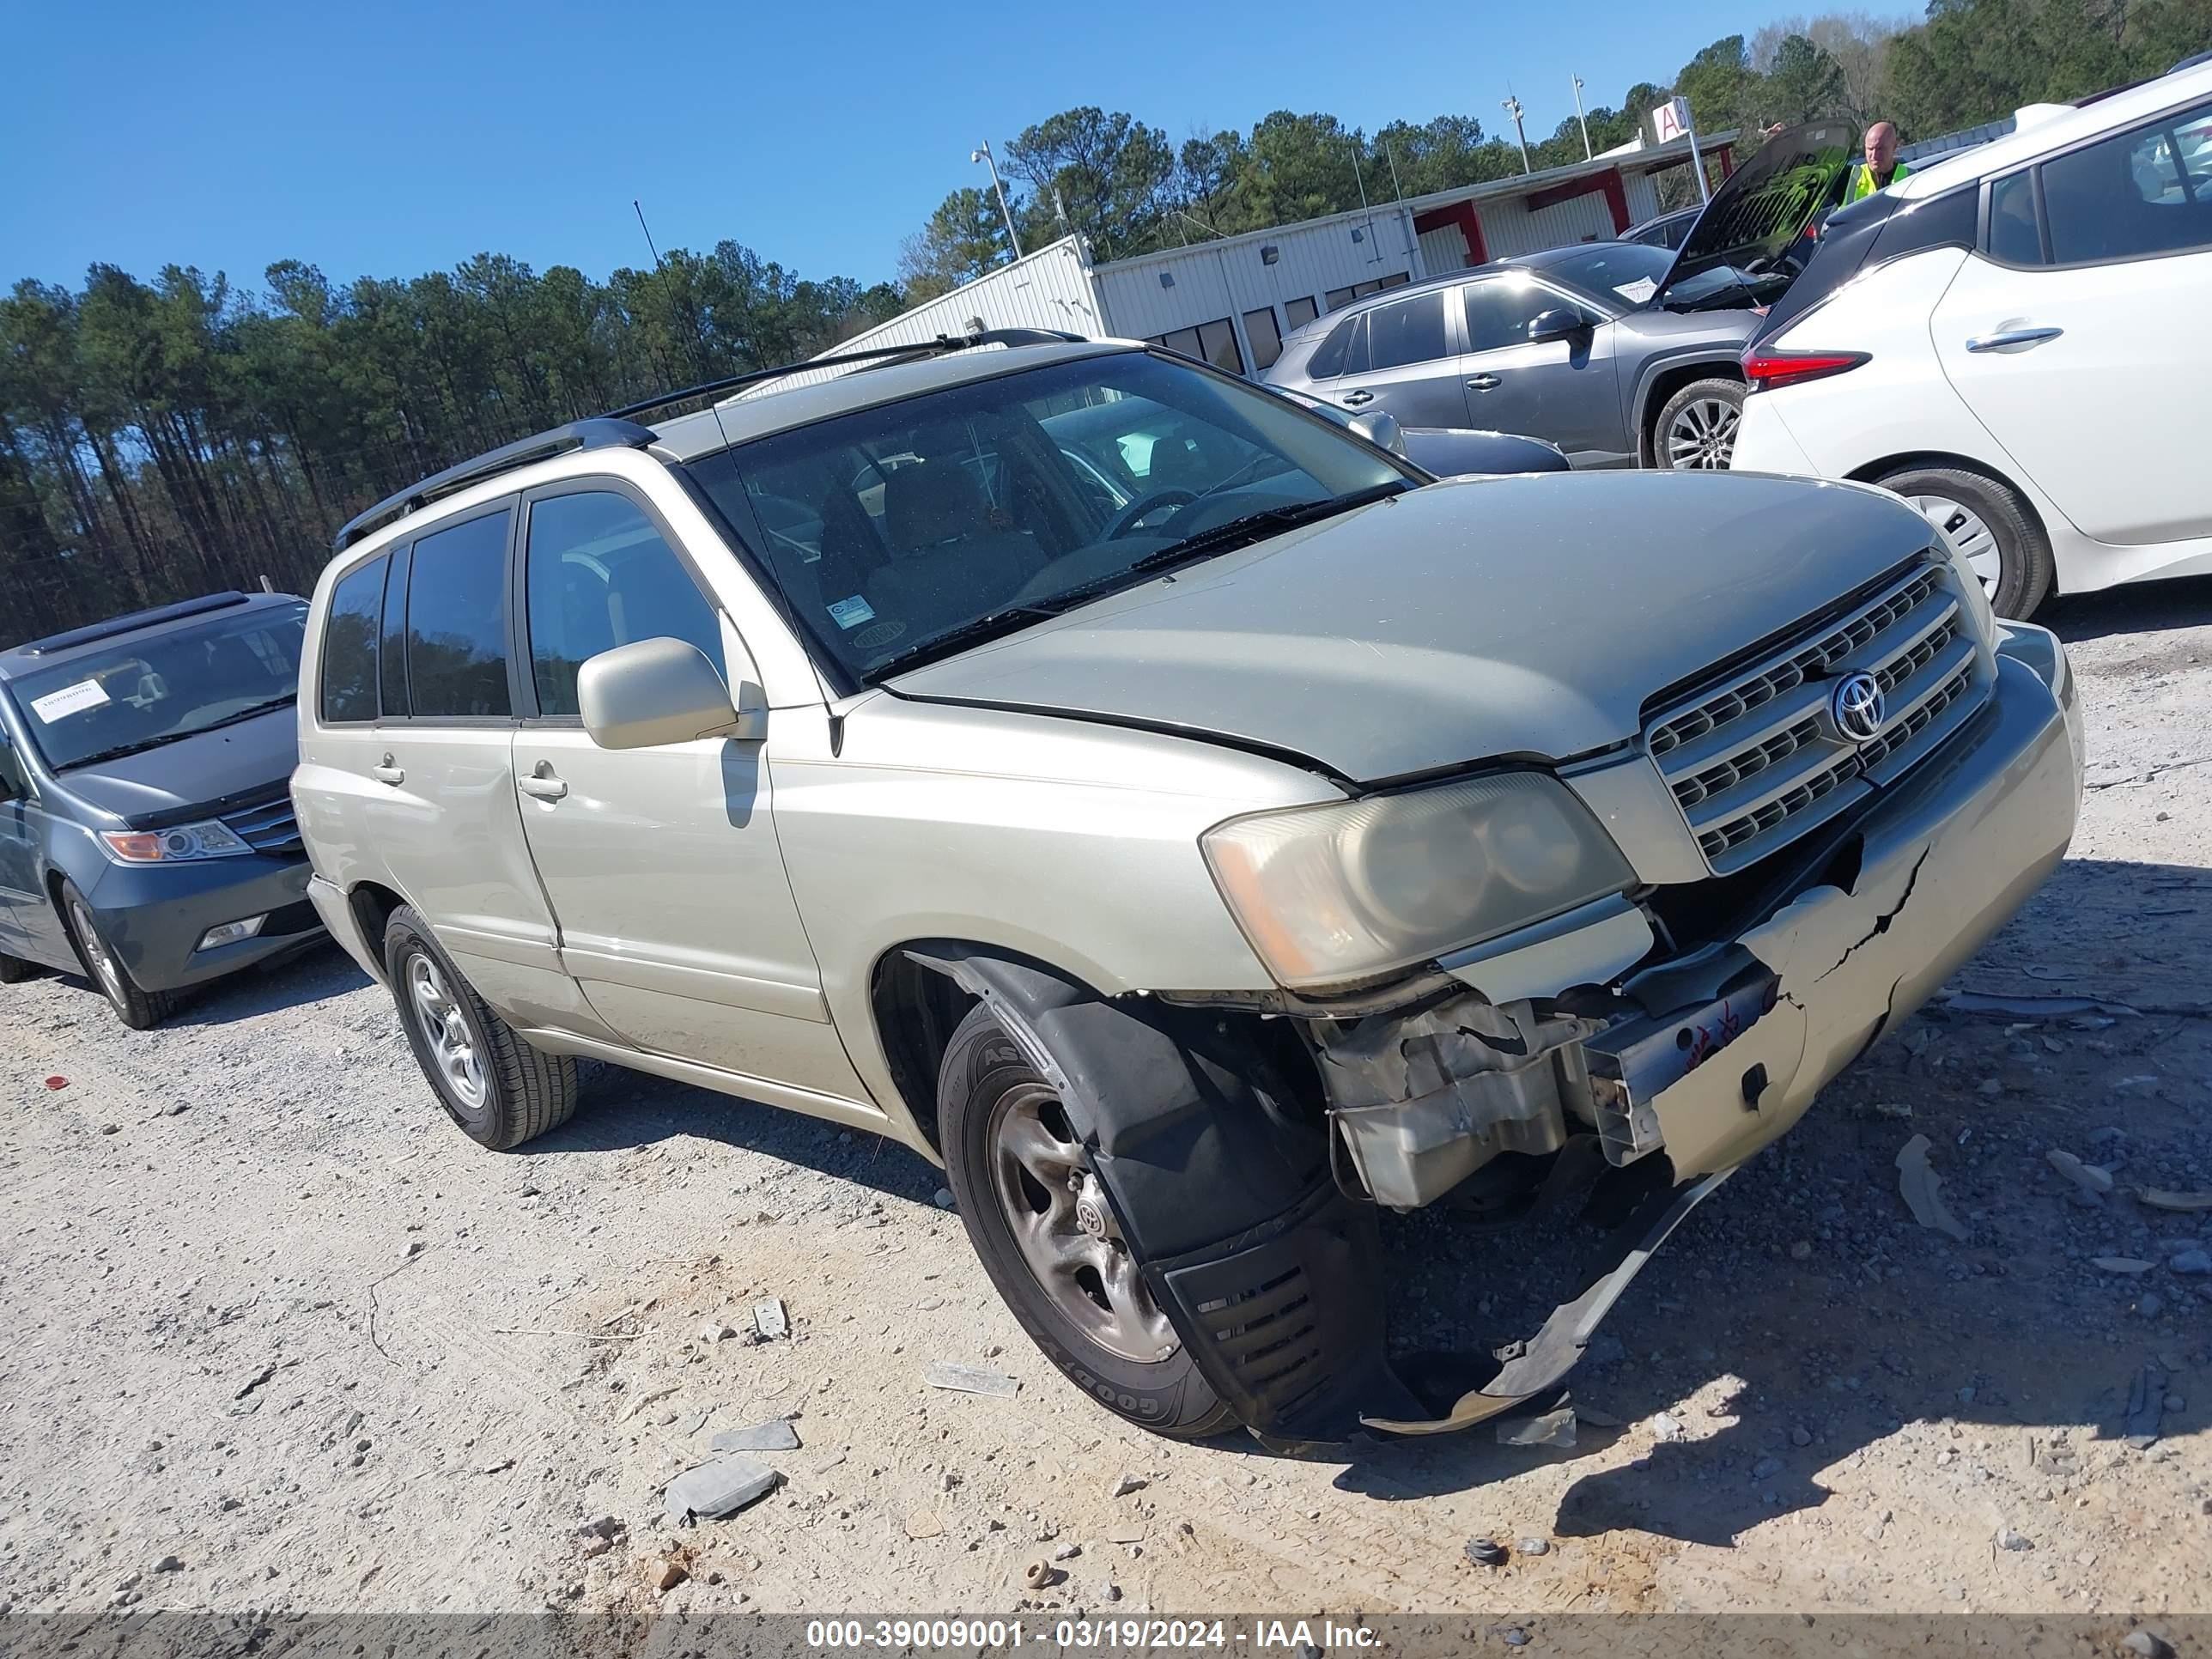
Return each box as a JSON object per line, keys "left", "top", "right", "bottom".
{"left": 1847, "top": 122, "right": 1911, "bottom": 201}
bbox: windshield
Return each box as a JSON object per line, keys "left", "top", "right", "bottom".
{"left": 1542, "top": 244, "right": 1676, "bottom": 309}
{"left": 10, "top": 603, "right": 307, "bottom": 770}
{"left": 685, "top": 349, "right": 1410, "bottom": 684}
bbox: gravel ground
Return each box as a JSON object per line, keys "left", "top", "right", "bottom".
{"left": 3, "top": 580, "right": 2209, "bottom": 1625}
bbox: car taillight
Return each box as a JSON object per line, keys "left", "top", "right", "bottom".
{"left": 1741, "top": 346, "right": 1869, "bottom": 392}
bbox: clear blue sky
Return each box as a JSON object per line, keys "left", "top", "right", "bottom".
{"left": 3, "top": 0, "right": 1789, "bottom": 296}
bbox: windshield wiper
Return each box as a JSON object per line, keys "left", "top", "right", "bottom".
{"left": 866, "top": 605, "right": 1064, "bottom": 681}
{"left": 54, "top": 693, "right": 299, "bottom": 771}
{"left": 193, "top": 692, "right": 297, "bottom": 732}
{"left": 1125, "top": 482, "right": 1409, "bottom": 574}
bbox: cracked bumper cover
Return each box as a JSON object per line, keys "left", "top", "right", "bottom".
{"left": 1359, "top": 635, "right": 2079, "bottom": 1432}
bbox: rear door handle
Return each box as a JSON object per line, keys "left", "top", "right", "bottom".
{"left": 371, "top": 756, "right": 404, "bottom": 786}
{"left": 1339, "top": 389, "right": 1375, "bottom": 406}
{"left": 1467, "top": 374, "right": 1502, "bottom": 391}
{"left": 1965, "top": 325, "right": 2063, "bottom": 353}
{"left": 519, "top": 764, "right": 568, "bottom": 802}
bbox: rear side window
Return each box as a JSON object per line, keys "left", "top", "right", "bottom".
{"left": 1987, "top": 170, "right": 2043, "bottom": 264}
{"left": 1363, "top": 292, "right": 1448, "bottom": 370}
{"left": 319, "top": 555, "right": 386, "bottom": 723}
{"left": 1307, "top": 313, "right": 1365, "bottom": 379}
{"left": 2040, "top": 99, "right": 2212, "bottom": 263}
{"left": 404, "top": 509, "right": 514, "bottom": 718}
{"left": 524, "top": 490, "right": 725, "bottom": 718}
{"left": 378, "top": 547, "right": 411, "bottom": 717}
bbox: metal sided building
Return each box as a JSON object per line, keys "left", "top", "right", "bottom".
{"left": 775, "top": 128, "right": 1735, "bottom": 392}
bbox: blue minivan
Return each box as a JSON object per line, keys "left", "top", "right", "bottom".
{"left": 0, "top": 591, "right": 324, "bottom": 1027}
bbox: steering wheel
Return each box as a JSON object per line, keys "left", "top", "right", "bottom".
{"left": 1102, "top": 488, "right": 1197, "bottom": 539}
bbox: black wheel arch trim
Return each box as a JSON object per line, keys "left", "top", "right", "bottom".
{"left": 1631, "top": 350, "right": 1750, "bottom": 463}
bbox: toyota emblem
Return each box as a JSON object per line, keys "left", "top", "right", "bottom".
{"left": 1831, "top": 671, "right": 1886, "bottom": 743}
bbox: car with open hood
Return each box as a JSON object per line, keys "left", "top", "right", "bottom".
{"left": 1263, "top": 121, "right": 1863, "bottom": 472}
{"left": 0, "top": 591, "right": 322, "bottom": 1026}
{"left": 292, "top": 330, "right": 2081, "bottom": 1446}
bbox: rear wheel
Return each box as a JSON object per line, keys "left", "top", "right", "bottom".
{"left": 58, "top": 881, "right": 171, "bottom": 1030}
{"left": 1878, "top": 464, "right": 2053, "bottom": 620}
{"left": 938, "top": 1005, "right": 1237, "bottom": 1439}
{"left": 1656, "top": 377, "right": 1746, "bottom": 470}
{"left": 382, "top": 904, "right": 578, "bottom": 1149}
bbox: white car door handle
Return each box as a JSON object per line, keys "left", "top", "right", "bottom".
{"left": 1965, "top": 326, "right": 2063, "bottom": 353}
{"left": 519, "top": 766, "right": 568, "bottom": 802}
{"left": 371, "top": 756, "right": 404, "bottom": 787}
{"left": 1340, "top": 389, "right": 1375, "bottom": 406}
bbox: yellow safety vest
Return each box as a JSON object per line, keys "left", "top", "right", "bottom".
{"left": 1847, "top": 161, "right": 1911, "bottom": 202}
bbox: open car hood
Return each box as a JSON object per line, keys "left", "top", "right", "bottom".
{"left": 1659, "top": 121, "right": 1859, "bottom": 300}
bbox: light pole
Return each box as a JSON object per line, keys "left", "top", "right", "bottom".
{"left": 971, "top": 141, "right": 1024, "bottom": 263}
{"left": 1501, "top": 94, "right": 1532, "bottom": 173}
{"left": 1571, "top": 76, "right": 1592, "bottom": 160}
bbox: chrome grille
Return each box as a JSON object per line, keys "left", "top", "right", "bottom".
{"left": 222, "top": 795, "right": 303, "bottom": 856}
{"left": 1644, "top": 558, "right": 1989, "bottom": 874}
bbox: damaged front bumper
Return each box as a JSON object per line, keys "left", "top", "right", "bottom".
{"left": 1331, "top": 635, "right": 2080, "bottom": 1431}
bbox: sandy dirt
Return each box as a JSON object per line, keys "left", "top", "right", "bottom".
{"left": 2, "top": 580, "right": 2209, "bottom": 1627}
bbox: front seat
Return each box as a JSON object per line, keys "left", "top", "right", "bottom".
{"left": 873, "top": 462, "right": 1045, "bottom": 632}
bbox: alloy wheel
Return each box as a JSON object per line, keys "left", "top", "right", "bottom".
{"left": 69, "top": 899, "right": 127, "bottom": 1006}
{"left": 1666, "top": 396, "right": 1741, "bottom": 470}
{"left": 407, "top": 951, "right": 487, "bottom": 1109}
{"left": 1909, "top": 493, "right": 2002, "bottom": 600}
{"left": 988, "top": 1081, "right": 1178, "bottom": 1364}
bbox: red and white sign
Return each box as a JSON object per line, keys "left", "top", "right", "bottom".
{"left": 1651, "top": 96, "right": 1694, "bottom": 144}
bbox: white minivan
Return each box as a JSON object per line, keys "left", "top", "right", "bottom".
{"left": 1731, "top": 60, "right": 2212, "bottom": 617}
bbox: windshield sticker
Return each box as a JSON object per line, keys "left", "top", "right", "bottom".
{"left": 853, "top": 618, "right": 907, "bottom": 651}
{"left": 28, "top": 678, "right": 111, "bottom": 723}
{"left": 827, "top": 595, "right": 877, "bottom": 630}
{"left": 1613, "top": 277, "right": 1659, "bottom": 305}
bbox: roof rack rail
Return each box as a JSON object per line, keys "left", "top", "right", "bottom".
{"left": 332, "top": 416, "right": 659, "bottom": 551}
{"left": 331, "top": 329, "right": 1091, "bottom": 553}
{"left": 604, "top": 327, "right": 1090, "bottom": 423}
{"left": 17, "top": 591, "right": 252, "bottom": 657}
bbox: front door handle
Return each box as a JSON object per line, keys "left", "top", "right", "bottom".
{"left": 1965, "top": 325, "right": 2063, "bottom": 353}
{"left": 1467, "top": 374, "right": 1502, "bottom": 391}
{"left": 371, "top": 755, "right": 404, "bottom": 787}
{"left": 519, "top": 763, "right": 568, "bottom": 802}
{"left": 1339, "top": 389, "right": 1375, "bottom": 406}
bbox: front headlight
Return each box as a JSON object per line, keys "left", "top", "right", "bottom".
{"left": 100, "top": 819, "right": 252, "bottom": 862}
{"left": 1201, "top": 773, "right": 1636, "bottom": 989}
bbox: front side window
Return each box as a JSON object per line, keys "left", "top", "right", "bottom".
{"left": 405, "top": 509, "right": 513, "bottom": 718}
{"left": 320, "top": 559, "right": 385, "bottom": 724}
{"left": 13, "top": 601, "right": 309, "bottom": 769}
{"left": 525, "top": 489, "right": 724, "bottom": 717}
{"left": 1364, "top": 292, "right": 1448, "bottom": 370}
{"left": 2042, "top": 99, "right": 2212, "bottom": 263}
{"left": 1462, "top": 278, "right": 1556, "bottom": 353}
{"left": 684, "top": 349, "right": 1409, "bottom": 686}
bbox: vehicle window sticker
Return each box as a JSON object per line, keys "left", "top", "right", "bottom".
{"left": 28, "top": 678, "right": 112, "bottom": 722}
{"left": 1613, "top": 277, "right": 1659, "bottom": 304}
{"left": 827, "top": 594, "right": 877, "bottom": 630}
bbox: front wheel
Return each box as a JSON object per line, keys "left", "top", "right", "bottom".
{"left": 382, "top": 904, "right": 578, "bottom": 1149}
{"left": 1656, "top": 378, "right": 1746, "bottom": 470}
{"left": 1878, "top": 464, "right": 2053, "bottom": 620}
{"left": 59, "top": 881, "right": 171, "bottom": 1030}
{"left": 937, "top": 1005, "right": 1237, "bottom": 1439}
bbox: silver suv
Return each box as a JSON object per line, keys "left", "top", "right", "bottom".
{"left": 295, "top": 332, "right": 2082, "bottom": 1444}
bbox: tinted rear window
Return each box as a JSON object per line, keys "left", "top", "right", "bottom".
{"left": 1364, "top": 293, "right": 1448, "bottom": 370}
{"left": 319, "top": 556, "right": 386, "bottom": 723}
{"left": 404, "top": 510, "right": 514, "bottom": 718}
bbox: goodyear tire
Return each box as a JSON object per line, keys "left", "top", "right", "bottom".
{"left": 938, "top": 1004, "right": 1237, "bottom": 1439}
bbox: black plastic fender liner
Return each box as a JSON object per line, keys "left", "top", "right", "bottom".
{"left": 903, "top": 945, "right": 1418, "bottom": 1440}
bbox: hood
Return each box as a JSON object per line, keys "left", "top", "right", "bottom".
{"left": 49, "top": 704, "right": 298, "bottom": 826}
{"left": 1662, "top": 120, "right": 1858, "bottom": 298}
{"left": 888, "top": 472, "right": 1935, "bottom": 785}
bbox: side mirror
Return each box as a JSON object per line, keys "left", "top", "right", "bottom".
{"left": 1347, "top": 409, "right": 1406, "bottom": 455}
{"left": 1528, "top": 307, "right": 1588, "bottom": 344}
{"left": 577, "top": 637, "right": 761, "bottom": 750}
